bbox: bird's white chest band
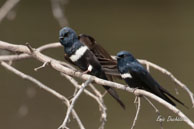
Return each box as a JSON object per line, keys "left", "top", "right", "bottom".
{"left": 121, "top": 73, "right": 132, "bottom": 79}
{"left": 70, "top": 46, "right": 88, "bottom": 62}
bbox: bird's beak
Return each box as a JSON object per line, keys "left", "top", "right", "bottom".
{"left": 59, "top": 36, "right": 64, "bottom": 40}
{"left": 116, "top": 56, "right": 120, "bottom": 59}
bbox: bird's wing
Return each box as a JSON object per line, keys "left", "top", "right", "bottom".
{"left": 78, "top": 34, "right": 113, "bottom": 59}
{"left": 129, "top": 63, "right": 186, "bottom": 106}
{"left": 78, "top": 34, "right": 120, "bottom": 79}
{"left": 130, "top": 63, "right": 170, "bottom": 98}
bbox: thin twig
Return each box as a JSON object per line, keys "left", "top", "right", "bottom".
{"left": 34, "top": 61, "right": 49, "bottom": 71}
{"left": 131, "top": 97, "right": 141, "bottom": 129}
{"left": 89, "top": 83, "right": 102, "bottom": 97}
{"left": 37, "top": 42, "right": 61, "bottom": 51}
{"left": 61, "top": 73, "right": 105, "bottom": 108}
{"left": 0, "top": 0, "right": 20, "bottom": 23}
{"left": 61, "top": 74, "right": 107, "bottom": 129}
{"left": 62, "top": 73, "right": 107, "bottom": 129}
{"left": 175, "top": 86, "right": 179, "bottom": 95}
{"left": 0, "top": 53, "right": 30, "bottom": 61}
{"left": 88, "top": 84, "right": 107, "bottom": 129}
{"left": 59, "top": 77, "right": 93, "bottom": 129}
{"left": 26, "top": 42, "right": 34, "bottom": 53}
{"left": 1, "top": 61, "right": 65, "bottom": 100}
{"left": 144, "top": 96, "right": 159, "bottom": 115}
{"left": 0, "top": 61, "right": 85, "bottom": 129}
{"left": 50, "top": 0, "right": 69, "bottom": 27}
{"left": 143, "top": 96, "right": 164, "bottom": 129}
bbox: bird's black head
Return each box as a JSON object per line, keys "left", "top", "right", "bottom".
{"left": 59, "top": 27, "right": 78, "bottom": 47}
{"left": 116, "top": 51, "right": 135, "bottom": 63}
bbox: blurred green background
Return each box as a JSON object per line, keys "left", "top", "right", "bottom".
{"left": 0, "top": 0, "right": 193, "bottom": 129}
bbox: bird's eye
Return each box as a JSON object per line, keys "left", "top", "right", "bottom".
{"left": 64, "top": 33, "right": 69, "bottom": 37}
{"left": 119, "top": 55, "right": 124, "bottom": 58}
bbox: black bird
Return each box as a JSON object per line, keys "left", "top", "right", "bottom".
{"left": 116, "top": 50, "right": 187, "bottom": 108}
{"left": 59, "top": 27, "right": 125, "bottom": 109}
{"left": 63, "top": 34, "right": 119, "bottom": 79}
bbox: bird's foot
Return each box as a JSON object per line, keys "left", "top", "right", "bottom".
{"left": 132, "top": 88, "right": 142, "bottom": 97}
{"left": 82, "top": 70, "right": 90, "bottom": 74}
{"left": 83, "top": 65, "right": 93, "bottom": 74}
{"left": 132, "top": 88, "right": 138, "bottom": 94}
{"left": 72, "top": 69, "right": 80, "bottom": 75}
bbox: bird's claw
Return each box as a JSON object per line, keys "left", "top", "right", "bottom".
{"left": 82, "top": 70, "right": 90, "bottom": 74}
{"left": 132, "top": 88, "right": 138, "bottom": 94}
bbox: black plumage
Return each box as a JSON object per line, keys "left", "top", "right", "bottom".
{"left": 116, "top": 51, "right": 187, "bottom": 108}
{"left": 59, "top": 27, "right": 125, "bottom": 109}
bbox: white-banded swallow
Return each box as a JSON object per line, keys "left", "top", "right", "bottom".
{"left": 59, "top": 27, "right": 125, "bottom": 109}
{"left": 116, "top": 51, "right": 187, "bottom": 108}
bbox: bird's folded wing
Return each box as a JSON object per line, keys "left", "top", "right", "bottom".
{"left": 130, "top": 65, "right": 163, "bottom": 96}
{"left": 78, "top": 34, "right": 120, "bottom": 80}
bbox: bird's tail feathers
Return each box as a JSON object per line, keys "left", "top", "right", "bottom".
{"left": 98, "top": 71, "right": 125, "bottom": 109}
{"left": 160, "top": 87, "right": 189, "bottom": 109}
{"left": 161, "top": 93, "right": 176, "bottom": 106}
{"left": 103, "top": 86, "right": 126, "bottom": 109}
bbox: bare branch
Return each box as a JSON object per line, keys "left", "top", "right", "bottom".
{"left": 0, "top": 53, "right": 30, "bottom": 61}
{"left": 62, "top": 74, "right": 107, "bottom": 116}
{"left": 143, "top": 96, "right": 164, "bottom": 129}
{"left": 131, "top": 97, "right": 141, "bottom": 129}
{"left": 0, "top": 0, "right": 20, "bottom": 23}
{"left": 2, "top": 47, "right": 192, "bottom": 108}
{"left": 89, "top": 84, "right": 102, "bottom": 97}
{"left": 50, "top": 0, "right": 69, "bottom": 27}
{"left": 1, "top": 61, "right": 65, "bottom": 100}
{"left": 37, "top": 42, "right": 61, "bottom": 51}
{"left": 53, "top": 61, "right": 194, "bottom": 128}
{"left": 61, "top": 74, "right": 107, "bottom": 129}
{"left": 144, "top": 96, "right": 159, "bottom": 115}
{"left": 0, "top": 61, "right": 85, "bottom": 129}
{"left": 26, "top": 42, "right": 35, "bottom": 53}
{"left": 2, "top": 44, "right": 191, "bottom": 106}
{"left": 34, "top": 61, "right": 49, "bottom": 71}
{"left": 0, "top": 41, "right": 194, "bottom": 129}
{"left": 0, "top": 42, "right": 76, "bottom": 70}
{"left": 89, "top": 84, "right": 107, "bottom": 129}
{"left": 88, "top": 84, "right": 107, "bottom": 129}
{"left": 59, "top": 77, "right": 93, "bottom": 129}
